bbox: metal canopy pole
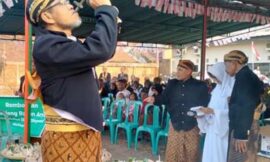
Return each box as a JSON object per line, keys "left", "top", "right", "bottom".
{"left": 200, "top": 0, "right": 208, "bottom": 80}
{"left": 24, "top": 0, "right": 32, "bottom": 143}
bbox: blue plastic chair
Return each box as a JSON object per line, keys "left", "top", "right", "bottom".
{"left": 104, "top": 99, "right": 125, "bottom": 144}
{"left": 134, "top": 104, "right": 161, "bottom": 154}
{"left": 101, "top": 97, "right": 111, "bottom": 120}
{"left": 115, "top": 101, "right": 142, "bottom": 149}
{"left": 154, "top": 112, "right": 170, "bottom": 154}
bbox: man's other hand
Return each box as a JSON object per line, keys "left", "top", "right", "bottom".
{"left": 234, "top": 139, "right": 247, "bottom": 153}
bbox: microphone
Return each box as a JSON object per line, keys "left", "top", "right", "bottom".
{"left": 73, "top": 0, "right": 86, "bottom": 12}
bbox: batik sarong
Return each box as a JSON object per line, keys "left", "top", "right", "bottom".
{"left": 165, "top": 123, "right": 200, "bottom": 162}
{"left": 228, "top": 120, "right": 259, "bottom": 162}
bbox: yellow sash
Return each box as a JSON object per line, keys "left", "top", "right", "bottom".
{"left": 25, "top": 70, "right": 89, "bottom": 132}
{"left": 44, "top": 105, "right": 89, "bottom": 132}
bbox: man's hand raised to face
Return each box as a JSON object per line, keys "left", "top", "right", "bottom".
{"left": 88, "top": 0, "right": 112, "bottom": 10}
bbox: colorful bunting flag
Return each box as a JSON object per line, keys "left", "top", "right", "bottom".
{"left": 135, "top": 0, "right": 270, "bottom": 25}
{"left": 0, "top": 0, "right": 19, "bottom": 18}
{"left": 3, "top": 0, "right": 14, "bottom": 8}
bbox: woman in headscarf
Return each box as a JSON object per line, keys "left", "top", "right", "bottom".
{"left": 198, "top": 62, "right": 235, "bottom": 162}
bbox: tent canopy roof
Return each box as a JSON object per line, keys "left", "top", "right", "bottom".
{"left": 0, "top": 0, "right": 269, "bottom": 45}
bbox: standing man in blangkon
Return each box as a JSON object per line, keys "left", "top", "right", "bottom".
{"left": 224, "top": 50, "right": 264, "bottom": 162}
{"left": 148, "top": 60, "right": 209, "bottom": 162}
{"left": 26, "top": 0, "right": 119, "bottom": 161}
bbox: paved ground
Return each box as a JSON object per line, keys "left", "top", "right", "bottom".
{"left": 102, "top": 130, "right": 166, "bottom": 162}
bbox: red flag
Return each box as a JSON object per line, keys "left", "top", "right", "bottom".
{"left": 251, "top": 41, "right": 261, "bottom": 61}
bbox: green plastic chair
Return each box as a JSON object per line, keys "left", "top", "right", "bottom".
{"left": 134, "top": 104, "right": 161, "bottom": 155}
{"left": 114, "top": 101, "right": 142, "bottom": 149}
{"left": 104, "top": 99, "right": 125, "bottom": 144}
{"left": 101, "top": 97, "right": 111, "bottom": 120}
{"left": 108, "top": 93, "right": 114, "bottom": 102}
{"left": 154, "top": 112, "right": 170, "bottom": 154}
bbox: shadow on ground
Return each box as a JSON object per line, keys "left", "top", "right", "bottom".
{"left": 102, "top": 130, "right": 166, "bottom": 161}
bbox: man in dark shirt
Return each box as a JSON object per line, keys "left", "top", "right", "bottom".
{"left": 26, "top": 0, "right": 119, "bottom": 161}
{"left": 148, "top": 60, "right": 209, "bottom": 162}
{"left": 118, "top": 67, "right": 128, "bottom": 81}
{"left": 99, "top": 67, "right": 111, "bottom": 84}
{"left": 224, "top": 50, "right": 264, "bottom": 162}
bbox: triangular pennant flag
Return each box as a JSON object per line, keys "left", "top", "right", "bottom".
{"left": 213, "top": 41, "right": 219, "bottom": 46}
{"left": 3, "top": 0, "right": 14, "bottom": 8}
{"left": 173, "top": 0, "right": 180, "bottom": 15}
{"left": 197, "top": 4, "right": 203, "bottom": 15}
{"left": 0, "top": 3, "right": 5, "bottom": 17}
{"left": 179, "top": 0, "right": 185, "bottom": 17}
{"left": 222, "top": 9, "right": 227, "bottom": 22}
{"left": 147, "top": 0, "right": 152, "bottom": 8}
{"left": 251, "top": 14, "right": 256, "bottom": 22}
{"left": 162, "top": 0, "right": 170, "bottom": 13}
{"left": 244, "top": 13, "right": 249, "bottom": 22}
{"left": 140, "top": 0, "right": 147, "bottom": 7}
{"left": 216, "top": 8, "right": 221, "bottom": 22}
{"left": 168, "top": 0, "right": 175, "bottom": 14}
{"left": 152, "top": 0, "right": 157, "bottom": 8}
{"left": 217, "top": 8, "right": 222, "bottom": 22}
{"left": 261, "top": 16, "right": 266, "bottom": 24}
{"left": 225, "top": 38, "right": 232, "bottom": 44}
{"left": 192, "top": 3, "right": 197, "bottom": 18}
{"left": 155, "top": 0, "right": 164, "bottom": 12}
{"left": 266, "top": 17, "right": 270, "bottom": 24}
{"left": 135, "top": 0, "right": 141, "bottom": 6}
{"left": 231, "top": 37, "right": 237, "bottom": 42}
{"left": 188, "top": 2, "right": 192, "bottom": 17}
{"left": 218, "top": 40, "right": 224, "bottom": 46}
{"left": 256, "top": 15, "right": 261, "bottom": 24}
{"left": 184, "top": 1, "right": 189, "bottom": 17}
{"left": 210, "top": 8, "right": 215, "bottom": 21}
{"left": 207, "top": 7, "right": 211, "bottom": 17}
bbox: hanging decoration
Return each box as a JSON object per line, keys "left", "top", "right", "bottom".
{"left": 0, "top": 0, "right": 18, "bottom": 17}
{"left": 209, "top": 33, "right": 250, "bottom": 46}
{"left": 135, "top": 0, "right": 270, "bottom": 25}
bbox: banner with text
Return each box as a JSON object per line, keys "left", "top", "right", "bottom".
{"left": 0, "top": 96, "right": 45, "bottom": 137}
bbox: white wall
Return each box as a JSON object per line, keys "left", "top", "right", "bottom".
{"left": 172, "top": 39, "right": 270, "bottom": 76}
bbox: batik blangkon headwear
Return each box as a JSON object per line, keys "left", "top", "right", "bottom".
{"left": 224, "top": 50, "right": 248, "bottom": 65}
{"left": 178, "top": 60, "right": 195, "bottom": 71}
{"left": 26, "top": 0, "right": 54, "bottom": 25}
